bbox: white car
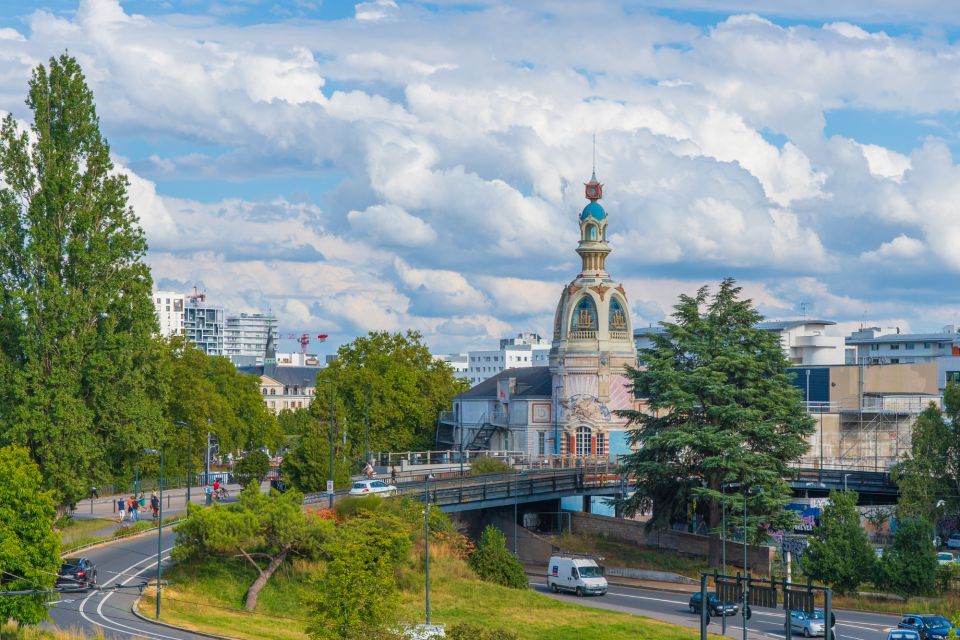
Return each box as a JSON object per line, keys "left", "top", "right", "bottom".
{"left": 938, "top": 552, "right": 955, "bottom": 565}
{"left": 349, "top": 479, "right": 398, "bottom": 496}
{"left": 947, "top": 533, "right": 960, "bottom": 549}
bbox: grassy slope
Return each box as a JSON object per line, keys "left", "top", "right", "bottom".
{"left": 143, "top": 550, "right": 710, "bottom": 640}
{"left": 57, "top": 518, "right": 117, "bottom": 549}
{"left": 551, "top": 533, "right": 710, "bottom": 578}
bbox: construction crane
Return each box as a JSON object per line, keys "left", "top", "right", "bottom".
{"left": 277, "top": 332, "right": 329, "bottom": 354}
{"left": 187, "top": 286, "right": 206, "bottom": 304}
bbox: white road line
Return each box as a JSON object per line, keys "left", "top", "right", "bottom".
{"left": 78, "top": 545, "right": 188, "bottom": 640}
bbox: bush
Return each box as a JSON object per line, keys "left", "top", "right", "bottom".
{"left": 448, "top": 623, "right": 519, "bottom": 640}
{"left": 335, "top": 495, "right": 386, "bottom": 520}
{"left": 802, "top": 491, "right": 875, "bottom": 594}
{"left": 875, "top": 518, "right": 938, "bottom": 599}
{"left": 234, "top": 450, "right": 271, "bottom": 488}
{"left": 467, "top": 525, "right": 527, "bottom": 589}
{"left": 470, "top": 457, "right": 514, "bottom": 476}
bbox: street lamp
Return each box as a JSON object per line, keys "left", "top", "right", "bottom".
{"left": 174, "top": 421, "right": 192, "bottom": 506}
{"left": 458, "top": 388, "right": 464, "bottom": 475}
{"left": 143, "top": 448, "right": 164, "bottom": 620}
{"left": 424, "top": 473, "right": 432, "bottom": 626}
{"left": 843, "top": 473, "right": 851, "bottom": 492}
{"left": 320, "top": 380, "right": 336, "bottom": 508}
{"left": 364, "top": 383, "right": 371, "bottom": 469}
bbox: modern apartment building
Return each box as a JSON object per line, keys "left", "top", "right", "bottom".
{"left": 225, "top": 313, "right": 277, "bottom": 365}
{"left": 153, "top": 291, "right": 185, "bottom": 337}
{"left": 183, "top": 300, "right": 225, "bottom": 356}
{"left": 442, "top": 334, "right": 551, "bottom": 386}
{"left": 845, "top": 326, "right": 958, "bottom": 364}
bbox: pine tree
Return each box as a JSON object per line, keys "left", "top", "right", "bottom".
{"left": 618, "top": 278, "right": 814, "bottom": 565}
{"left": 0, "top": 54, "right": 163, "bottom": 507}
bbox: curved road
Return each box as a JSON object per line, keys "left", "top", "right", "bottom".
{"left": 47, "top": 528, "right": 207, "bottom": 640}
{"left": 530, "top": 580, "right": 904, "bottom": 640}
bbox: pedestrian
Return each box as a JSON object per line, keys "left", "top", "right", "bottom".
{"left": 117, "top": 497, "right": 126, "bottom": 522}
{"left": 205, "top": 485, "right": 213, "bottom": 506}
{"left": 91, "top": 486, "right": 99, "bottom": 499}
{"left": 213, "top": 478, "right": 220, "bottom": 494}
{"left": 150, "top": 491, "right": 159, "bottom": 519}
{"left": 390, "top": 466, "right": 398, "bottom": 484}
{"left": 138, "top": 491, "right": 146, "bottom": 514}
{"left": 129, "top": 495, "right": 138, "bottom": 522}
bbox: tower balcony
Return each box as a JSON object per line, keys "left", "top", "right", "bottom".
{"left": 609, "top": 330, "right": 630, "bottom": 341}
{"left": 569, "top": 330, "right": 598, "bottom": 340}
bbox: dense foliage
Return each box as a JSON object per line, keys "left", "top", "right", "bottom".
{"left": 618, "top": 279, "right": 813, "bottom": 564}
{"left": 0, "top": 446, "right": 61, "bottom": 625}
{"left": 469, "top": 457, "right": 514, "bottom": 476}
{"left": 875, "top": 518, "right": 938, "bottom": 599}
{"left": 893, "top": 398, "right": 957, "bottom": 527}
{"left": 0, "top": 54, "right": 166, "bottom": 508}
{"left": 468, "top": 525, "right": 527, "bottom": 589}
{"left": 173, "top": 484, "right": 332, "bottom": 610}
{"left": 233, "top": 451, "right": 271, "bottom": 489}
{"left": 802, "top": 491, "right": 875, "bottom": 594}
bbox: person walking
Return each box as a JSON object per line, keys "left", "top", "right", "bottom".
{"left": 129, "top": 495, "right": 138, "bottom": 522}
{"left": 150, "top": 491, "right": 160, "bottom": 519}
{"left": 390, "top": 466, "right": 398, "bottom": 485}
{"left": 205, "top": 485, "right": 213, "bottom": 506}
{"left": 117, "top": 497, "right": 126, "bottom": 523}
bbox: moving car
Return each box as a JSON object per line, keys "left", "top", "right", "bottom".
{"left": 887, "top": 631, "right": 921, "bottom": 640}
{"left": 56, "top": 557, "right": 97, "bottom": 591}
{"left": 688, "top": 592, "right": 739, "bottom": 617}
{"left": 898, "top": 615, "right": 956, "bottom": 640}
{"left": 546, "top": 555, "right": 608, "bottom": 596}
{"left": 349, "top": 479, "right": 398, "bottom": 496}
{"left": 947, "top": 534, "right": 960, "bottom": 550}
{"left": 787, "top": 609, "right": 827, "bottom": 637}
{"left": 937, "top": 552, "right": 954, "bottom": 565}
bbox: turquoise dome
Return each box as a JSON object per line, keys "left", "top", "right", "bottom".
{"left": 581, "top": 201, "right": 606, "bottom": 221}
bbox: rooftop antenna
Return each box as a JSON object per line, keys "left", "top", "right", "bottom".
{"left": 799, "top": 301, "right": 809, "bottom": 320}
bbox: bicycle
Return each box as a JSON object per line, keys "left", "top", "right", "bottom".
{"left": 214, "top": 486, "right": 230, "bottom": 501}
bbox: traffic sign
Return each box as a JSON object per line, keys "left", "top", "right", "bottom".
{"left": 326, "top": 480, "right": 334, "bottom": 494}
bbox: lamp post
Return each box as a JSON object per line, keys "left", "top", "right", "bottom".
{"left": 322, "top": 381, "right": 336, "bottom": 509}
{"left": 458, "top": 388, "right": 464, "bottom": 475}
{"left": 721, "top": 483, "right": 727, "bottom": 636}
{"left": 143, "top": 448, "right": 163, "bottom": 620}
{"left": 174, "top": 421, "right": 192, "bottom": 506}
{"left": 364, "top": 384, "right": 371, "bottom": 469}
{"left": 843, "top": 473, "right": 850, "bottom": 492}
{"left": 424, "top": 473, "right": 432, "bottom": 626}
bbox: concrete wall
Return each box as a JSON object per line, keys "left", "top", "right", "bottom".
{"left": 569, "top": 512, "right": 774, "bottom": 575}
{"left": 828, "top": 362, "right": 939, "bottom": 403}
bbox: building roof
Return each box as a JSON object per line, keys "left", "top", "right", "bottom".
{"left": 846, "top": 332, "right": 956, "bottom": 345}
{"left": 756, "top": 319, "right": 836, "bottom": 331}
{"left": 238, "top": 364, "right": 321, "bottom": 387}
{"left": 462, "top": 366, "right": 552, "bottom": 399}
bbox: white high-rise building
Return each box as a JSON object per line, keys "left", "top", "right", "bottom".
{"left": 225, "top": 313, "right": 278, "bottom": 365}
{"left": 153, "top": 291, "right": 185, "bottom": 337}
{"left": 449, "top": 333, "right": 551, "bottom": 386}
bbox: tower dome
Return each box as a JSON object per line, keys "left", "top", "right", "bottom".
{"left": 581, "top": 201, "right": 606, "bottom": 221}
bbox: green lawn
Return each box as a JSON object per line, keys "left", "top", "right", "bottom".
{"left": 57, "top": 517, "right": 117, "bottom": 550}
{"left": 550, "top": 533, "right": 710, "bottom": 578}
{"left": 142, "top": 552, "right": 712, "bottom": 640}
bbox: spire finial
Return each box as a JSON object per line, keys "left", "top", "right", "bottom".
{"left": 591, "top": 130, "right": 597, "bottom": 181}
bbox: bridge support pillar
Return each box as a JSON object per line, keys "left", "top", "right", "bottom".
{"left": 582, "top": 495, "right": 592, "bottom": 514}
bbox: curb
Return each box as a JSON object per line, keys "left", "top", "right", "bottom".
{"left": 130, "top": 595, "right": 240, "bottom": 640}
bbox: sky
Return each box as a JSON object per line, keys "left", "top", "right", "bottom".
{"left": 1, "top": 0, "right": 959, "bottom": 356}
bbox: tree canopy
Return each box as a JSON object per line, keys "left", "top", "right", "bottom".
{"left": 893, "top": 403, "right": 951, "bottom": 525}
{"left": 802, "top": 491, "right": 875, "bottom": 594}
{"left": 0, "top": 446, "right": 61, "bottom": 625}
{"left": 875, "top": 517, "right": 938, "bottom": 599}
{"left": 618, "top": 278, "right": 814, "bottom": 563}
{"left": 0, "top": 54, "right": 165, "bottom": 508}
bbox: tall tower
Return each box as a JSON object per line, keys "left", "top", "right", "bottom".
{"left": 548, "top": 171, "right": 637, "bottom": 458}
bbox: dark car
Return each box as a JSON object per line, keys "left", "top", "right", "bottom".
{"left": 57, "top": 557, "right": 97, "bottom": 592}
{"left": 898, "top": 615, "right": 955, "bottom": 640}
{"left": 688, "top": 591, "right": 739, "bottom": 616}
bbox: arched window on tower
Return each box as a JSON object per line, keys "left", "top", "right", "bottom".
{"left": 609, "top": 297, "right": 627, "bottom": 331}
{"left": 571, "top": 297, "right": 598, "bottom": 331}
{"left": 576, "top": 426, "right": 592, "bottom": 456}
{"left": 585, "top": 223, "right": 598, "bottom": 241}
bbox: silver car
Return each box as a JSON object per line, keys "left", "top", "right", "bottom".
{"left": 788, "top": 610, "right": 826, "bottom": 637}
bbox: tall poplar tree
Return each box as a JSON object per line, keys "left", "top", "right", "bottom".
{"left": 618, "top": 279, "right": 814, "bottom": 565}
{"left": 0, "top": 54, "right": 164, "bottom": 507}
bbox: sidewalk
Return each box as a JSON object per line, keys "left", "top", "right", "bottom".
{"left": 69, "top": 483, "right": 245, "bottom": 520}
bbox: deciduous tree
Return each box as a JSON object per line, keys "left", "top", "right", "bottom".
{"left": 802, "top": 491, "right": 875, "bottom": 594}
{"left": 618, "top": 279, "right": 814, "bottom": 565}
{"left": 875, "top": 518, "right": 938, "bottom": 599}
{"left": 234, "top": 450, "right": 271, "bottom": 489}
{"left": 468, "top": 525, "right": 527, "bottom": 589}
{"left": 893, "top": 404, "right": 949, "bottom": 526}
{"left": 0, "top": 54, "right": 165, "bottom": 508}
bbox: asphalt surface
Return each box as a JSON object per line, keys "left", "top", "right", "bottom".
{"left": 47, "top": 527, "right": 208, "bottom": 640}
{"left": 529, "top": 580, "right": 906, "bottom": 640}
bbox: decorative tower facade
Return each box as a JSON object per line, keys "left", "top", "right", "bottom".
{"left": 548, "top": 172, "right": 637, "bottom": 458}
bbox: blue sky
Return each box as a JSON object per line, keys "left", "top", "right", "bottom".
{"left": 2, "top": 0, "right": 960, "bottom": 355}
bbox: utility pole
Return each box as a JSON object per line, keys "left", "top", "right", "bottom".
{"left": 425, "top": 474, "right": 431, "bottom": 625}
{"left": 364, "top": 385, "right": 371, "bottom": 468}
{"left": 328, "top": 382, "right": 335, "bottom": 509}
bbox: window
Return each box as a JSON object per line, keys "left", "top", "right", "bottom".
{"left": 609, "top": 298, "right": 627, "bottom": 331}
{"left": 890, "top": 358, "right": 900, "bottom": 364}
{"left": 906, "top": 343, "right": 916, "bottom": 350}
{"left": 575, "top": 426, "right": 592, "bottom": 456}
{"left": 947, "top": 372, "right": 960, "bottom": 384}
{"left": 890, "top": 344, "right": 900, "bottom": 350}
{"left": 585, "top": 223, "right": 598, "bottom": 241}
{"left": 538, "top": 432, "right": 546, "bottom": 456}
{"left": 870, "top": 344, "right": 879, "bottom": 351}
{"left": 571, "top": 297, "right": 598, "bottom": 331}
{"left": 596, "top": 433, "right": 606, "bottom": 456}
{"left": 924, "top": 342, "right": 932, "bottom": 349}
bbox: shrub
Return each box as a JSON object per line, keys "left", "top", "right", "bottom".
{"left": 335, "top": 495, "right": 385, "bottom": 520}
{"left": 875, "top": 518, "right": 938, "bottom": 599}
{"left": 470, "top": 457, "right": 514, "bottom": 476}
{"left": 467, "top": 525, "right": 527, "bottom": 589}
{"left": 234, "top": 451, "right": 271, "bottom": 488}
{"left": 448, "top": 623, "right": 519, "bottom": 640}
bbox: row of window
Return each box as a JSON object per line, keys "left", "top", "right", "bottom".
{"left": 572, "top": 297, "right": 628, "bottom": 331}
{"left": 261, "top": 387, "right": 315, "bottom": 396}
{"left": 869, "top": 342, "right": 948, "bottom": 351}
{"left": 471, "top": 355, "right": 537, "bottom": 363}
{"left": 267, "top": 400, "right": 306, "bottom": 410}
{"left": 536, "top": 428, "right": 606, "bottom": 457}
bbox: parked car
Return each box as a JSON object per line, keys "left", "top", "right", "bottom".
{"left": 937, "top": 552, "right": 955, "bottom": 565}
{"left": 349, "top": 479, "right": 398, "bottom": 496}
{"left": 946, "top": 534, "right": 960, "bottom": 550}
{"left": 787, "top": 609, "right": 826, "bottom": 637}
{"left": 874, "top": 547, "right": 885, "bottom": 558}
{"left": 689, "top": 592, "right": 739, "bottom": 617}
{"left": 56, "top": 557, "right": 97, "bottom": 591}
{"left": 887, "top": 631, "right": 922, "bottom": 640}
{"left": 898, "top": 615, "right": 956, "bottom": 640}
{"left": 546, "top": 555, "right": 608, "bottom": 596}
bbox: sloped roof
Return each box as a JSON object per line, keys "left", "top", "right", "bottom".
{"left": 238, "top": 365, "right": 321, "bottom": 388}
{"left": 462, "top": 366, "right": 552, "bottom": 399}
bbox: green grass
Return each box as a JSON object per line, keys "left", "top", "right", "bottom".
{"left": 57, "top": 517, "right": 116, "bottom": 550}
{"left": 142, "top": 547, "right": 714, "bottom": 640}
{"left": 2, "top": 623, "right": 104, "bottom": 640}
{"left": 550, "top": 533, "right": 710, "bottom": 578}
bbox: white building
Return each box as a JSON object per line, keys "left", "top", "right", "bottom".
{"left": 225, "top": 313, "right": 277, "bottom": 365}
{"left": 153, "top": 291, "right": 185, "bottom": 337}
{"left": 846, "top": 326, "right": 958, "bottom": 365}
{"left": 456, "top": 334, "right": 551, "bottom": 386}
{"left": 635, "top": 319, "right": 847, "bottom": 366}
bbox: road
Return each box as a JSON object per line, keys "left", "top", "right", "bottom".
{"left": 47, "top": 527, "right": 207, "bottom": 640}
{"left": 529, "top": 580, "right": 904, "bottom": 640}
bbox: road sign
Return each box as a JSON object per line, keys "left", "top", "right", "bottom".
{"left": 326, "top": 480, "right": 334, "bottom": 494}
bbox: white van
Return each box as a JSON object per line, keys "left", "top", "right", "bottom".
{"left": 546, "top": 555, "right": 608, "bottom": 596}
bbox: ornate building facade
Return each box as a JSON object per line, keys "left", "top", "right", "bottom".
{"left": 548, "top": 172, "right": 637, "bottom": 456}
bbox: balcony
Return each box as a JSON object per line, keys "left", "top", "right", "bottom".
{"left": 609, "top": 330, "right": 630, "bottom": 341}
{"left": 568, "top": 330, "right": 598, "bottom": 340}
